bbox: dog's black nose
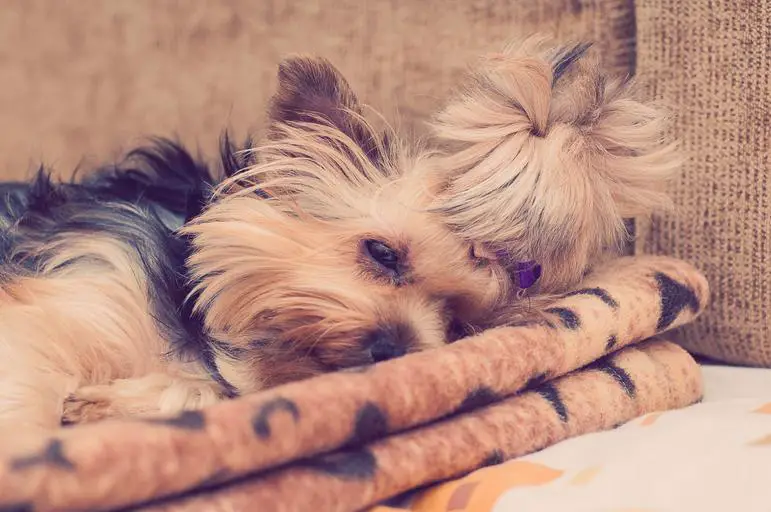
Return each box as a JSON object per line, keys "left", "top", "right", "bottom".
{"left": 365, "top": 327, "right": 409, "bottom": 363}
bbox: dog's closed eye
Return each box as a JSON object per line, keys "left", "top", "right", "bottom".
{"left": 362, "top": 239, "right": 400, "bottom": 273}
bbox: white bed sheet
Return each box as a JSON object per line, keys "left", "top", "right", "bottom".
{"left": 482, "top": 364, "right": 771, "bottom": 512}
{"left": 701, "top": 363, "right": 771, "bottom": 401}
{"left": 382, "top": 364, "right": 771, "bottom": 512}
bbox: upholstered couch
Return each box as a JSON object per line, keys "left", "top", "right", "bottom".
{"left": 0, "top": 1, "right": 768, "bottom": 509}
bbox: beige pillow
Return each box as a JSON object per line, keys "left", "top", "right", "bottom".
{"left": 637, "top": 0, "right": 771, "bottom": 365}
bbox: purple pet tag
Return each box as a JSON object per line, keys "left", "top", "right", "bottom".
{"left": 491, "top": 250, "right": 542, "bottom": 291}
{"left": 513, "top": 260, "right": 542, "bottom": 289}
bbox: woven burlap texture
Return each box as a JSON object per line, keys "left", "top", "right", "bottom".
{"left": 637, "top": 0, "right": 771, "bottom": 365}
{"left": 0, "top": 0, "right": 634, "bottom": 179}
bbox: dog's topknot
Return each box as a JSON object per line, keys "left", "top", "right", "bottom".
{"left": 430, "top": 36, "right": 680, "bottom": 291}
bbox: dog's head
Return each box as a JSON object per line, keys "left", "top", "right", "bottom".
{"left": 185, "top": 38, "right": 678, "bottom": 392}
{"left": 429, "top": 37, "right": 680, "bottom": 291}
{"left": 184, "top": 57, "right": 516, "bottom": 391}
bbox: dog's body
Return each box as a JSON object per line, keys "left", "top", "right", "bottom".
{"left": 0, "top": 143, "right": 227, "bottom": 434}
{"left": 0, "top": 38, "right": 679, "bottom": 443}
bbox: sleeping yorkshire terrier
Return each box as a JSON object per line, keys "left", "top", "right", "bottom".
{"left": 0, "top": 37, "right": 678, "bottom": 441}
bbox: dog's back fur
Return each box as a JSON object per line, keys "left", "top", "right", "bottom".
{"left": 0, "top": 140, "right": 214, "bottom": 349}
{"left": 0, "top": 138, "right": 252, "bottom": 443}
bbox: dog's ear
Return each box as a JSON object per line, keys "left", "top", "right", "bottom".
{"left": 219, "top": 57, "right": 397, "bottom": 219}
{"left": 270, "top": 57, "right": 358, "bottom": 126}
{"left": 267, "top": 56, "right": 389, "bottom": 168}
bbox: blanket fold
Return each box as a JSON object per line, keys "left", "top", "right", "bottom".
{"left": 147, "top": 339, "right": 702, "bottom": 512}
{"left": 0, "top": 255, "right": 709, "bottom": 512}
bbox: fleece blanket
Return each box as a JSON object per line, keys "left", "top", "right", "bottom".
{"left": 0, "top": 255, "right": 709, "bottom": 512}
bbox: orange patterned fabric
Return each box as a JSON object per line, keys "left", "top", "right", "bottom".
{"left": 0, "top": 256, "right": 708, "bottom": 511}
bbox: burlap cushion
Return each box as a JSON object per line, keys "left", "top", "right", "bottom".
{"left": 0, "top": 0, "right": 634, "bottom": 179}
{"left": 637, "top": 0, "right": 771, "bottom": 365}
